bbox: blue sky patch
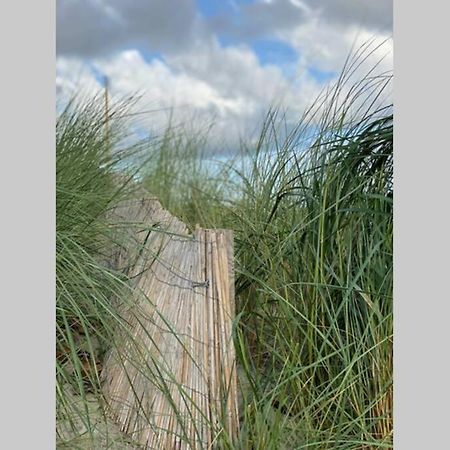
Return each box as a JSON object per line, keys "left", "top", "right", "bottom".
{"left": 251, "top": 38, "right": 299, "bottom": 67}
{"left": 135, "top": 47, "right": 164, "bottom": 64}
{"left": 217, "top": 34, "right": 239, "bottom": 48}
{"left": 90, "top": 64, "right": 106, "bottom": 86}
{"left": 196, "top": 0, "right": 255, "bottom": 17}
{"left": 308, "top": 67, "right": 337, "bottom": 83}
{"left": 217, "top": 36, "right": 300, "bottom": 79}
{"left": 196, "top": 0, "right": 233, "bottom": 17}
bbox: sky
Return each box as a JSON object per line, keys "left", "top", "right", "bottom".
{"left": 56, "top": 0, "right": 393, "bottom": 153}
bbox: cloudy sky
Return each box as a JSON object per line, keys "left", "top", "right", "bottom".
{"left": 56, "top": 0, "right": 393, "bottom": 151}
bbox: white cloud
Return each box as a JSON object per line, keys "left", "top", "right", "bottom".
{"left": 86, "top": 44, "right": 309, "bottom": 149}
{"left": 56, "top": 1, "right": 393, "bottom": 154}
{"left": 56, "top": 57, "right": 103, "bottom": 105}
{"left": 57, "top": 0, "right": 202, "bottom": 57}
{"left": 301, "top": 0, "right": 392, "bottom": 32}
{"left": 273, "top": 15, "right": 393, "bottom": 116}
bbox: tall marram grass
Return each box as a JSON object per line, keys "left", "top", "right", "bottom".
{"left": 56, "top": 40, "right": 393, "bottom": 449}
{"left": 140, "top": 42, "right": 393, "bottom": 449}
{"left": 56, "top": 95, "right": 148, "bottom": 448}
{"left": 231, "top": 110, "right": 393, "bottom": 449}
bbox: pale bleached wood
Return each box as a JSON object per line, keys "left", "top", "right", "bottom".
{"left": 101, "top": 195, "right": 238, "bottom": 449}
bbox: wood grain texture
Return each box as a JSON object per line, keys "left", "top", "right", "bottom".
{"left": 101, "top": 196, "right": 238, "bottom": 449}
